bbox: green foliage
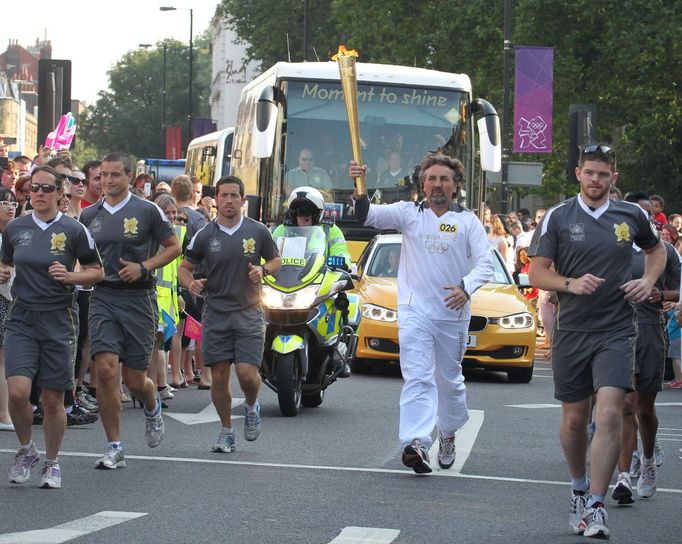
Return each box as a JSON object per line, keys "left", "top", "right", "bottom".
{"left": 79, "top": 37, "right": 211, "bottom": 158}
{"left": 220, "top": 0, "right": 682, "bottom": 210}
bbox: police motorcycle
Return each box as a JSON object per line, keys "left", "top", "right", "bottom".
{"left": 260, "top": 225, "right": 361, "bottom": 416}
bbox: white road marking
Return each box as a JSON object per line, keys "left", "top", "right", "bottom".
{"left": 428, "top": 409, "right": 484, "bottom": 474}
{"left": 505, "top": 403, "right": 561, "bottom": 408}
{"left": 165, "top": 397, "right": 245, "bottom": 425}
{"left": 2, "top": 449, "right": 679, "bottom": 494}
{"left": 508, "top": 402, "right": 682, "bottom": 408}
{"left": 0, "top": 511, "right": 147, "bottom": 543}
{"left": 327, "top": 527, "right": 400, "bottom": 544}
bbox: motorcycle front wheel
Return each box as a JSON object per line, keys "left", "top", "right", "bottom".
{"left": 275, "top": 352, "right": 302, "bottom": 417}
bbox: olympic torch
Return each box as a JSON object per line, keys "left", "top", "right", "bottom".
{"left": 333, "top": 45, "right": 365, "bottom": 196}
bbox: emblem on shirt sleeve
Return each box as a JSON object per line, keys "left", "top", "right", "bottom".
{"left": 614, "top": 222, "right": 631, "bottom": 242}
{"left": 243, "top": 238, "right": 256, "bottom": 254}
{"left": 50, "top": 232, "right": 67, "bottom": 253}
{"left": 123, "top": 217, "right": 139, "bottom": 236}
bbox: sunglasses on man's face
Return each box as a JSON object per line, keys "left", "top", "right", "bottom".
{"left": 29, "top": 183, "right": 59, "bottom": 194}
{"left": 175, "top": 216, "right": 188, "bottom": 224}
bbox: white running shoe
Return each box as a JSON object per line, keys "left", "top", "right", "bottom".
{"left": 95, "top": 445, "right": 126, "bottom": 469}
{"left": 611, "top": 472, "right": 634, "bottom": 505}
{"left": 212, "top": 429, "right": 236, "bottom": 453}
{"left": 40, "top": 462, "right": 62, "bottom": 489}
{"left": 8, "top": 443, "right": 40, "bottom": 484}
{"left": 637, "top": 458, "right": 657, "bottom": 498}
{"left": 580, "top": 503, "right": 609, "bottom": 539}
{"left": 144, "top": 393, "right": 165, "bottom": 448}
{"left": 569, "top": 488, "right": 589, "bottom": 534}
{"left": 437, "top": 433, "right": 455, "bottom": 469}
{"left": 243, "top": 402, "right": 261, "bottom": 442}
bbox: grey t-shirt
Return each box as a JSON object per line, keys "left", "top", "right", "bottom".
{"left": 631, "top": 241, "right": 681, "bottom": 324}
{"left": 1, "top": 212, "right": 102, "bottom": 310}
{"left": 80, "top": 193, "right": 175, "bottom": 288}
{"left": 185, "top": 216, "right": 279, "bottom": 312}
{"left": 528, "top": 196, "right": 660, "bottom": 331}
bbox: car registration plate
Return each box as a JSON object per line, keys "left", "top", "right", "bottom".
{"left": 466, "top": 335, "right": 477, "bottom": 348}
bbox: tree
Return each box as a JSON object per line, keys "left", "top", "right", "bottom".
{"left": 79, "top": 36, "right": 211, "bottom": 159}
{"left": 220, "top": 0, "right": 682, "bottom": 210}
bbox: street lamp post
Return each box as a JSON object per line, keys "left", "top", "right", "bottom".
{"left": 160, "top": 6, "right": 193, "bottom": 156}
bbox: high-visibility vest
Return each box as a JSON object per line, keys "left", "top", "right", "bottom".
{"left": 155, "top": 224, "right": 186, "bottom": 325}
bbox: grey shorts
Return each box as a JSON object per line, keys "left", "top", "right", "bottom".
{"left": 89, "top": 287, "right": 158, "bottom": 370}
{"left": 202, "top": 305, "right": 265, "bottom": 367}
{"left": 635, "top": 322, "right": 666, "bottom": 393}
{"left": 5, "top": 303, "right": 79, "bottom": 391}
{"left": 552, "top": 327, "right": 635, "bottom": 402}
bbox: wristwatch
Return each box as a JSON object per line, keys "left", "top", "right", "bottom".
{"left": 140, "top": 262, "right": 150, "bottom": 278}
{"left": 261, "top": 264, "right": 269, "bottom": 276}
{"left": 459, "top": 280, "right": 470, "bottom": 300}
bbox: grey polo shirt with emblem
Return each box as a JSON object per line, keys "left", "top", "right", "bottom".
{"left": 631, "top": 241, "right": 681, "bottom": 324}
{"left": 1, "top": 212, "right": 102, "bottom": 310}
{"left": 80, "top": 193, "right": 175, "bottom": 287}
{"left": 528, "top": 196, "right": 660, "bottom": 331}
{"left": 184, "top": 216, "right": 279, "bottom": 313}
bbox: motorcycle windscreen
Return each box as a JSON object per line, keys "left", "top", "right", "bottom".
{"left": 272, "top": 225, "right": 327, "bottom": 288}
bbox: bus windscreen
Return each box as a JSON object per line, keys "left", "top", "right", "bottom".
{"left": 274, "top": 81, "right": 470, "bottom": 223}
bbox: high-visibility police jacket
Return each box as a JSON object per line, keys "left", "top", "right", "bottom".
{"left": 155, "top": 224, "right": 186, "bottom": 324}
{"left": 272, "top": 222, "right": 352, "bottom": 267}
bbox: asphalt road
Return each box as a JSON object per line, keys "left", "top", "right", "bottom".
{"left": 1, "top": 352, "right": 681, "bottom": 543}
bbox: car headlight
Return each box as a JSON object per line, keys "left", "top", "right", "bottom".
{"left": 490, "top": 312, "right": 534, "bottom": 329}
{"left": 262, "top": 285, "right": 319, "bottom": 309}
{"left": 362, "top": 303, "right": 398, "bottom": 322}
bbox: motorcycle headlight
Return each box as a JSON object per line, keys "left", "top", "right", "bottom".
{"left": 361, "top": 303, "right": 398, "bottom": 322}
{"left": 490, "top": 312, "right": 534, "bottom": 329}
{"left": 261, "top": 285, "right": 319, "bottom": 310}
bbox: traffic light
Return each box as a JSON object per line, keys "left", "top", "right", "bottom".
{"left": 567, "top": 104, "right": 597, "bottom": 182}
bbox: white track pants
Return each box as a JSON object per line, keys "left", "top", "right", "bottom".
{"left": 398, "top": 305, "right": 470, "bottom": 447}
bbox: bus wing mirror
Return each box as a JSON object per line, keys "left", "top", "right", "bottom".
{"left": 472, "top": 98, "right": 501, "bottom": 173}
{"left": 252, "top": 86, "right": 279, "bottom": 159}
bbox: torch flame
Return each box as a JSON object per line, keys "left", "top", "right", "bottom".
{"left": 332, "top": 44, "right": 359, "bottom": 61}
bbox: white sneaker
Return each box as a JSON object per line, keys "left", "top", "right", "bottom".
{"left": 95, "top": 445, "right": 126, "bottom": 469}
{"left": 611, "top": 472, "right": 634, "bottom": 505}
{"left": 144, "top": 394, "right": 165, "bottom": 448}
{"left": 580, "top": 503, "right": 609, "bottom": 539}
{"left": 569, "top": 489, "right": 589, "bottom": 534}
{"left": 40, "top": 462, "right": 62, "bottom": 489}
{"left": 637, "top": 458, "right": 657, "bottom": 498}
{"left": 159, "top": 386, "right": 175, "bottom": 400}
{"left": 437, "top": 433, "right": 455, "bottom": 469}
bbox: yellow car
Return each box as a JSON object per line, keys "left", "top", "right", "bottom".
{"left": 351, "top": 234, "right": 537, "bottom": 382}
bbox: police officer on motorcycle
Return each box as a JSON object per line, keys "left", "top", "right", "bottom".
{"left": 276, "top": 186, "right": 352, "bottom": 377}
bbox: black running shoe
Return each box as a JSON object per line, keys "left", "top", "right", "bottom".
{"left": 67, "top": 405, "right": 99, "bottom": 426}
{"left": 402, "top": 439, "right": 432, "bottom": 474}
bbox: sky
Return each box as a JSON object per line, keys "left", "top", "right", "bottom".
{"left": 1, "top": 1, "right": 219, "bottom": 104}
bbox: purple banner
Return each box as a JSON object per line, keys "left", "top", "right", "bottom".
{"left": 514, "top": 47, "right": 553, "bottom": 153}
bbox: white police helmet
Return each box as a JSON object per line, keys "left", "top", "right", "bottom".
{"left": 287, "top": 186, "right": 325, "bottom": 223}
